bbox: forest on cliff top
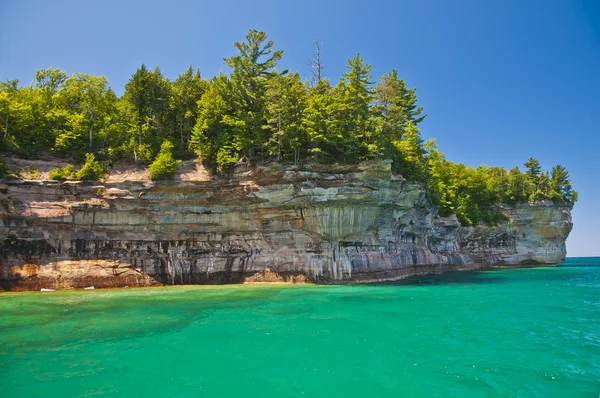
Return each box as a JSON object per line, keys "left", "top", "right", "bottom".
{"left": 0, "top": 30, "right": 576, "bottom": 226}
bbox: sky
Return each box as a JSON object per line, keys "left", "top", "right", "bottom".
{"left": 1, "top": 0, "right": 599, "bottom": 256}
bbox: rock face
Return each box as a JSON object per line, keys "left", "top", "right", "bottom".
{"left": 0, "top": 160, "right": 573, "bottom": 290}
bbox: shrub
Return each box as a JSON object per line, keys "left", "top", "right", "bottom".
{"left": 28, "top": 164, "right": 41, "bottom": 179}
{"left": 216, "top": 145, "right": 239, "bottom": 173}
{"left": 136, "top": 144, "right": 153, "bottom": 164}
{"left": 48, "top": 164, "right": 74, "bottom": 181}
{"left": 76, "top": 153, "right": 105, "bottom": 181}
{"left": 148, "top": 141, "right": 180, "bottom": 180}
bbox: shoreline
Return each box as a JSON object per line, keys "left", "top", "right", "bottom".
{"left": 0, "top": 262, "right": 559, "bottom": 293}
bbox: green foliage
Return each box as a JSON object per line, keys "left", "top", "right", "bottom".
{"left": 264, "top": 72, "right": 306, "bottom": 163}
{"left": 190, "top": 75, "right": 233, "bottom": 170}
{"left": 0, "top": 30, "right": 577, "bottom": 225}
{"left": 373, "top": 69, "right": 426, "bottom": 158}
{"left": 0, "top": 158, "right": 8, "bottom": 178}
{"left": 48, "top": 164, "right": 74, "bottom": 181}
{"left": 216, "top": 145, "right": 241, "bottom": 173}
{"left": 60, "top": 73, "right": 116, "bottom": 151}
{"left": 123, "top": 64, "right": 172, "bottom": 161}
{"left": 170, "top": 65, "right": 207, "bottom": 148}
{"left": 27, "top": 164, "right": 40, "bottom": 179}
{"left": 35, "top": 67, "right": 67, "bottom": 108}
{"left": 222, "top": 30, "right": 283, "bottom": 159}
{"left": 135, "top": 144, "right": 153, "bottom": 165}
{"left": 424, "top": 147, "right": 576, "bottom": 226}
{"left": 76, "top": 153, "right": 104, "bottom": 181}
{"left": 336, "top": 54, "right": 374, "bottom": 161}
{"left": 303, "top": 80, "right": 335, "bottom": 162}
{"left": 148, "top": 140, "right": 180, "bottom": 180}
{"left": 391, "top": 123, "right": 427, "bottom": 181}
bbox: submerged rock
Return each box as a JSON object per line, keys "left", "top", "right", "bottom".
{"left": 0, "top": 160, "right": 573, "bottom": 290}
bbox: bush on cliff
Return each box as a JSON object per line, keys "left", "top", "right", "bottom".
{"left": 48, "top": 164, "right": 75, "bottom": 181}
{"left": 76, "top": 153, "right": 105, "bottom": 181}
{"left": 148, "top": 140, "right": 180, "bottom": 180}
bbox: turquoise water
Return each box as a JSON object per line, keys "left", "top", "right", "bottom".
{"left": 1, "top": 259, "right": 599, "bottom": 397}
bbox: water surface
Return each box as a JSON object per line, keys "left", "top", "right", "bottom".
{"left": 1, "top": 258, "right": 599, "bottom": 397}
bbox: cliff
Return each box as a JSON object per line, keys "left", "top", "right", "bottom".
{"left": 0, "top": 160, "right": 573, "bottom": 291}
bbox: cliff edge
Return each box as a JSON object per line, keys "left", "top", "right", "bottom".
{"left": 0, "top": 160, "right": 573, "bottom": 290}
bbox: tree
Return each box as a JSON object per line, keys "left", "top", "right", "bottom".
{"left": 391, "top": 122, "right": 427, "bottom": 181}
{"left": 309, "top": 40, "right": 325, "bottom": 85}
{"left": 0, "top": 85, "right": 48, "bottom": 154}
{"left": 263, "top": 72, "right": 306, "bottom": 163}
{"left": 76, "top": 153, "right": 104, "bottom": 180}
{"left": 190, "top": 74, "right": 238, "bottom": 171}
{"left": 224, "top": 30, "right": 283, "bottom": 82}
{"left": 424, "top": 139, "right": 453, "bottom": 214}
{"left": 103, "top": 97, "right": 138, "bottom": 160}
{"left": 35, "top": 67, "right": 67, "bottom": 109}
{"left": 524, "top": 157, "right": 542, "bottom": 199}
{"left": 302, "top": 79, "right": 335, "bottom": 162}
{"left": 503, "top": 166, "right": 527, "bottom": 203}
{"left": 373, "top": 69, "right": 426, "bottom": 157}
{"left": 171, "top": 65, "right": 207, "bottom": 147}
{"left": 223, "top": 29, "right": 283, "bottom": 159}
{"left": 550, "top": 164, "right": 577, "bottom": 203}
{"left": 124, "top": 64, "right": 153, "bottom": 152}
{"left": 149, "top": 140, "right": 180, "bottom": 180}
{"left": 62, "top": 73, "right": 115, "bottom": 151}
{"left": 123, "top": 65, "right": 172, "bottom": 161}
{"left": 0, "top": 79, "right": 19, "bottom": 142}
{"left": 0, "top": 34, "right": 579, "bottom": 225}
{"left": 334, "top": 53, "right": 374, "bottom": 160}
{"left": 524, "top": 157, "right": 541, "bottom": 178}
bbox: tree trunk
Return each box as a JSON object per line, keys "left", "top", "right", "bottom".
{"left": 185, "top": 119, "right": 191, "bottom": 146}
{"left": 180, "top": 120, "right": 184, "bottom": 144}
{"left": 277, "top": 117, "right": 282, "bottom": 162}
{"left": 88, "top": 110, "right": 94, "bottom": 150}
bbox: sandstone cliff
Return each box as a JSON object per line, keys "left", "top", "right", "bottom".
{"left": 0, "top": 160, "right": 573, "bottom": 291}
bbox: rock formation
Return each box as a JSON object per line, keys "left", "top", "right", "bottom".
{"left": 0, "top": 160, "right": 573, "bottom": 290}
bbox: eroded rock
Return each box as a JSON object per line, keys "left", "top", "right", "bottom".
{"left": 0, "top": 160, "right": 573, "bottom": 290}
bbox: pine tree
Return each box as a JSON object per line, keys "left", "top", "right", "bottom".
{"left": 302, "top": 79, "right": 335, "bottom": 162}
{"left": 264, "top": 72, "right": 306, "bottom": 163}
{"left": 190, "top": 75, "right": 239, "bottom": 171}
{"left": 524, "top": 157, "right": 542, "bottom": 199}
{"left": 550, "top": 164, "right": 577, "bottom": 203}
{"left": 391, "top": 122, "right": 427, "bottom": 181}
{"left": 224, "top": 29, "right": 283, "bottom": 160}
{"left": 123, "top": 65, "right": 172, "bottom": 162}
{"left": 335, "top": 54, "right": 374, "bottom": 161}
{"left": 171, "top": 66, "right": 207, "bottom": 147}
{"left": 373, "top": 69, "right": 426, "bottom": 157}
{"left": 149, "top": 140, "right": 180, "bottom": 180}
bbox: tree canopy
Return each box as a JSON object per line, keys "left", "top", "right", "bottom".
{"left": 0, "top": 29, "right": 577, "bottom": 225}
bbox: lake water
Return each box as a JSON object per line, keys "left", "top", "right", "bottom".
{"left": 1, "top": 258, "right": 599, "bottom": 397}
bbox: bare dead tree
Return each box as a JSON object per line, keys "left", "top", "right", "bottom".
{"left": 309, "top": 40, "right": 325, "bottom": 85}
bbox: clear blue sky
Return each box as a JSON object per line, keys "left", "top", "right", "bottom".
{"left": 1, "top": 0, "right": 599, "bottom": 257}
